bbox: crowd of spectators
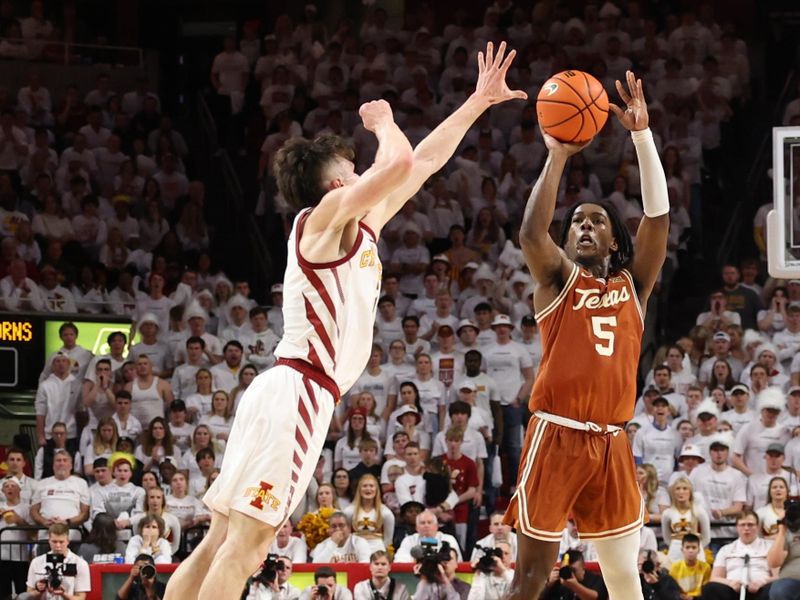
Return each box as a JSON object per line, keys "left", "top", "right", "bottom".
{"left": 4, "top": 0, "right": 800, "bottom": 599}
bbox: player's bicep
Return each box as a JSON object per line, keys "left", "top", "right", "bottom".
{"left": 519, "top": 235, "right": 572, "bottom": 288}
{"left": 630, "top": 214, "right": 669, "bottom": 298}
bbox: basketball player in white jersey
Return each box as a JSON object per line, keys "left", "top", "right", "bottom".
{"left": 164, "top": 41, "right": 526, "bottom": 600}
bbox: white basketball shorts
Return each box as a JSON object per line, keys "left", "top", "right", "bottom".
{"left": 203, "top": 358, "right": 338, "bottom": 527}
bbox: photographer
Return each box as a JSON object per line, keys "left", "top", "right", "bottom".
{"left": 542, "top": 550, "right": 607, "bottom": 600}
{"left": 766, "top": 500, "right": 800, "bottom": 600}
{"left": 413, "top": 545, "right": 470, "bottom": 600}
{"left": 245, "top": 555, "right": 300, "bottom": 600}
{"left": 19, "top": 523, "right": 91, "bottom": 600}
{"left": 354, "top": 550, "right": 410, "bottom": 600}
{"left": 115, "top": 554, "right": 167, "bottom": 600}
{"left": 299, "top": 566, "right": 353, "bottom": 600}
{"left": 637, "top": 549, "right": 682, "bottom": 600}
{"left": 394, "top": 510, "right": 462, "bottom": 563}
{"left": 466, "top": 541, "right": 513, "bottom": 600}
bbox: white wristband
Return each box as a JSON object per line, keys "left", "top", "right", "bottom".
{"left": 631, "top": 128, "right": 669, "bottom": 218}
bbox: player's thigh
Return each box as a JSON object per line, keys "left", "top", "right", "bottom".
{"left": 225, "top": 508, "right": 277, "bottom": 551}
{"left": 199, "top": 510, "right": 229, "bottom": 551}
{"left": 572, "top": 434, "right": 644, "bottom": 538}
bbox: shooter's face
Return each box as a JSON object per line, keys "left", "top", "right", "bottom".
{"left": 565, "top": 204, "right": 617, "bottom": 268}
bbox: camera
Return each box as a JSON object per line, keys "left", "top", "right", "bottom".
{"left": 256, "top": 554, "right": 286, "bottom": 584}
{"left": 140, "top": 564, "right": 156, "bottom": 580}
{"left": 641, "top": 559, "right": 656, "bottom": 575}
{"left": 474, "top": 545, "right": 503, "bottom": 574}
{"left": 558, "top": 565, "right": 574, "bottom": 580}
{"left": 45, "top": 553, "right": 77, "bottom": 589}
{"left": 411, "top": 539, "right": 452, "bottom": 581}
{"left": 779, "top": 499, "right": 800, "bottom": 533}
{"left": 317, "top": 584, "right": 329, "bottom": 597}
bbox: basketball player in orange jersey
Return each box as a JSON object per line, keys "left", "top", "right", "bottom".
{"left": 164, "top": 42, "right": 526, "bottom": 600}
{"left": 503, "top": 70, "right": 669, "bottom": 600}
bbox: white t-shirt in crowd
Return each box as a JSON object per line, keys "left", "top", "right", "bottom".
{"left": 733, "top": 420, "right": 791, "bottom": 474}
{"left": 482, "top": 341, "right": 532, "bottom": 404}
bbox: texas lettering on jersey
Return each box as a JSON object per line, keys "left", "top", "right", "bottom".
{"left": 572, "top": 285, "right": 631, "bottom": 311}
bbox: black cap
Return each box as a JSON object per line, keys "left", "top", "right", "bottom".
{"left": 93, "top": 457, "right": 108, "bottom": 469}
{"left": 170, "top": 399, "right": 186, "bottom": 412}
{"left": 400, "top": 501, "right": 426, "bottom": 514}
{"left": 117, "top": 436, "right": 135, "bottom": 448}
{"left": 521, "top": 315, "right": 537, "bottom": 327}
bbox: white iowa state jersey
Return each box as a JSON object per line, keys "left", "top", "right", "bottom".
{"left": 275, "top": 209, "right": 382, "bottom": 394}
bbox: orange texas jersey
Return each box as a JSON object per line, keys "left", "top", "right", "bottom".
{"left": 530, "top": 264, "right": 644, "bottom": 424}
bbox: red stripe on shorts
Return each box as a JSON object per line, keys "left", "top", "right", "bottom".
{"left": 295, "top": 428, "right": 308, "bottom": 453}
{"left": 298, "top": 398, "right": 313, "bottom": 433}
{"left": 302, "top": 375, "right": 320, "bottom": 415}
{"left": 293, "top": 452, "right": 302, "bottom": 469}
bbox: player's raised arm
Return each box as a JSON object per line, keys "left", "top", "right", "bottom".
{"left": 609, "top": 71, "right": 669, "bottom": 302}
{"left": 518, "top": 134, "right": 587, "bottom": 291}
{"left": 306, "top": 100, "right": 414, "bottom": 232}
{"left": 363, "top": 41, "right": 527, "bottom": 233}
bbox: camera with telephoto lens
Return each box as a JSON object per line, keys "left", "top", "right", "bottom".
{"left": 45, "top": 553, "right": 77, "bottom": 589}
{"left": 779, "top": 498, "right": 800, "bottom": 533}
{"left": 256, "top": 554, "right": 286, "bottom": 584}
{"left": 411, "top": 539, "right": 452, "bottom": 581}
{"left": 474, "top": 544, "right": 504, "bottom": 574}
{"left": 558, "top": 564, "right": 574, "bottom": 580}
{"left": 139, "top": 564, "right": 156, "bottom": 580}
{"left": 317, "top": 583, "right": 330, "bottom": 597}
{"left": 641, "top": 559, "right": 656, "bottom": 574}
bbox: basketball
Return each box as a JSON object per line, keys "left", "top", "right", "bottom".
{"left": 536, "top": 70, "right": 609, "bottom": 144}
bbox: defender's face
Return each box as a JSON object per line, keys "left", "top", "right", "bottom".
{"left": 566, "top": 204, "right": 617, "bottom": 267}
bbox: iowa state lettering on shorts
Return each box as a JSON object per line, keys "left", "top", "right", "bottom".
{"left": 245, "top": 481, "right": 282, "bottom": 511}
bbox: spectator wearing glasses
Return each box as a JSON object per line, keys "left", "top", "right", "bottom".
{"left": 701, "top": 510, "right": 775, "bottom": 599}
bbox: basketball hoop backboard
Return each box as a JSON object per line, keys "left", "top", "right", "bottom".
{"left": 768, "top": 127, "right": 800, "bottom": 278}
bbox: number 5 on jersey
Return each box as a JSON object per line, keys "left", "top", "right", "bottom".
{"left": 591, "top": 316, "right": 617, "bottom": 356}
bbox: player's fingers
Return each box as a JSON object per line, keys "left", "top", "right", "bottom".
{"left": 511, "top": 89, "right": 528, "bottom": 100}
{"left": 608, "top": 103, "right": 625, "bottom": 119}
{"left": 637, "top": 78, "right": 645, "bottom": 102}
{"left": 615, "top": 80, "right": 631, "bottom": 104}
{"left": 494, "top": 41, "right": 507, "bottom": 68}
{"left": 477, "top": 51, "right": 484, "bottom": 72}
{"left": 485, "top": 41, "right": 494, "bottom": 68}
{"left": 499, "top": 49, "right": 517, "bottom": 75}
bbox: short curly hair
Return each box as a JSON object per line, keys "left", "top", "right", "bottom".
{"left": 273, "top": 135, "right": 355, "bottom": 210}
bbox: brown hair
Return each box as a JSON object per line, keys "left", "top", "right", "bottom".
{"left": 273, "top": 135, "right": 355, "bottom": 209}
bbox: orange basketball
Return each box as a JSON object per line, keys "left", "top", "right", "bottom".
{"left": 536, "top": 70, "right": 609, "bottom": 144}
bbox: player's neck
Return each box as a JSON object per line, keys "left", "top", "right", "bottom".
{"left": 684, "top": 558, "right": 697, "bottom": 567}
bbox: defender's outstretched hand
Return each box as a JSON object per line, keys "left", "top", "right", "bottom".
{"left": 609, "top": 70, "right": 649, "bottom": 132}
{"left": 473, "top": 41, "right": 528, "bottom": 105}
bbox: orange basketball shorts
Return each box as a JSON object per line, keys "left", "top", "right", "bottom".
{"left": 503, "top": 413, "right": 645, "bottom": 542}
